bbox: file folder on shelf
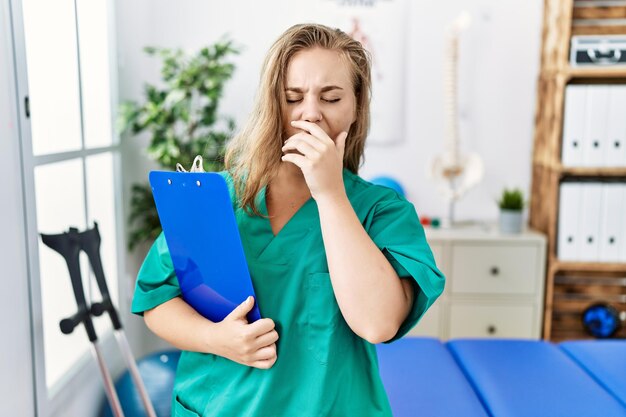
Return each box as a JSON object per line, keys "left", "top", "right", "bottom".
{"left": 620, "top": 185, "right": 626, "bottom": 263}
{"left": 558, "top": 182, "right": 582, "bottom": 261}
{"left": 578, "top": 183, "right": 603, "bottom": 262}
{"left": 561, "top": 85, "right": 587, "bottom": 167}
{"left": 605, "top": 86, "right": 626, "bottom": 167}
{"left": 599, "top": 183, "right": 624, "bottom": 262}
{"left": 582, "top": 86, "right": 609, "bottom": 167}
{"left": 149, "top": 171, "right": 261, "bottom": 323}
{"left": 562, "top": 84, "right": 626, "bottom": 168}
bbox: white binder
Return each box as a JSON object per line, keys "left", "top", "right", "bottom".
{"left": 582, "top": 86, "right": 609, "bottom": 167}
{"left": 598, "top": 183, "right": 623, "bottom": 262}
{"left": 620, "top": 184, "right": 626, "bottom": 262}
{"left": 578, "top": 183, "right": 603, "bottom": 262}
{"left": 561, "top": 85, "right": 587, "bottom": 167}
{"left": 604, "top": 85, "right": 626, "bottom": 167}
{"left": 558, "top": 182, "right": 582, "bottom": 261}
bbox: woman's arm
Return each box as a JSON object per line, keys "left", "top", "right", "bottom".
{"left": 144, "top": 296, "right": 279, "bottom": 369}
{"left": 282, "top": 121, "right": 416, "bottom": 343}
{"left": 316, "top": 194, "right": 415, "bottom": 344}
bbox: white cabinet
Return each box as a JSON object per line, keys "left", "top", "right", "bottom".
{"left": 408, "top": 225, "right": 547, "bottom": 340}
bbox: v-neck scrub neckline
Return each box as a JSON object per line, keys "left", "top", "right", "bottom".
{"left": 131, "top": 169, "right": 445, "bottom": 417}
{"left": 259, "top": 183, "right": 315, "bottom": 239}
{"left": 241, "top": 184, "right": 317, "bottom": 265}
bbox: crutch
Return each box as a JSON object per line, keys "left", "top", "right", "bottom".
{"left": 79, "top": 223, "right": 157, "bottom": 417}
{"left": 41, "top": 224, "right": 156, "bottom": 417}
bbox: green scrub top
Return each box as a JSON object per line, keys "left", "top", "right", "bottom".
{"left": 132, "top": 169, "right": 445, "bottom": 417}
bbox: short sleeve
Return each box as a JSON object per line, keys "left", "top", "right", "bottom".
{"left": 131, "top": 232, "right": 181, "bottom": 315}
{"left": 366, "top": 198, "right": 446, "bottom": 343}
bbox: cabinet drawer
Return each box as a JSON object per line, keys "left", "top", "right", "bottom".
{"left": 451, "top": 244, "right": 538, "bottom": 295}
{"left": 449, "top": 304, "right": 536, "bottom": 339}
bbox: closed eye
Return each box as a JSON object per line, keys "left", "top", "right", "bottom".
{"left": 286, "top": 98, "right": 340, "bottom": 104}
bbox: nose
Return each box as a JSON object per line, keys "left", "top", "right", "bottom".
{"left": 301, "top": 98, "right": 323, "bottom": 123}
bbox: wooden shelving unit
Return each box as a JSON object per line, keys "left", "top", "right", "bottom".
{"left": 530, "top": 0, "right": 626, "bottom": 341}
{"left": 551, "top": 261, "right": 626, "bottom": 274}
{"left": 559, "top": 166, "right": 626, "bottom": 177}
{"left": 566, "top": 67, "right": 626, "bottom": 79}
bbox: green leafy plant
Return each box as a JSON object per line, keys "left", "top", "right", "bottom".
{"left": 497, "top": 188, "right": 525, "bottom": 211}
{"left": 118, "top": 39, "right": 239, "bottom": 250}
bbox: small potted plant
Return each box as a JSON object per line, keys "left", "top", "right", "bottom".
{"left": 497, "top": 188, "right": 525, "bottom": 234}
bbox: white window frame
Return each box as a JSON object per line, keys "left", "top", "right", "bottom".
{"left": 9, "top": 0, "right": 128, "bottom": 415}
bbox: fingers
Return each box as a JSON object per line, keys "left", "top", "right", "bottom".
{"left": 290, "top": 120, "right": 332, "bottom": 144}
{"left": 250, "top": 344, "right": 277, "bottom": 369}
{"left": 282, "top": 137, "right": 319, "bottom": 158}
{"left": 282, "top": 125, "right": 347, "bottom": 164}
{"left": 251, "top": 355, "right": 278, "bottom": 370}
{"left": 235, "top": 319, "right": 275, "bottom": 354}
{"left": 216, "top": 309, "right": 280, "bottom": 369}
{"left": 254, "top": 329, "right": 279, "bottom": 349}
{"left": 335, "top": 131, "right": 348, "bottom": 157}
{"left": 224, "top": 296, "right": 255, "bottom": 322}
{"left": 283, "top": 131, "right": 326, "bottom": 152}
{"left": 253, "top": 344, "right": 277, "bottom": 361}
{"left": 238, "top": 328, "right": 277, "bottom": 369}
{"left": 281, "top": 152, "right": 308, "bottom": 169}
{"left": 248, "top": 317, "right": 276, "bottom": 335}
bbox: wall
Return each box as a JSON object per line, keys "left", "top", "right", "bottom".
{"left": 117, "top": 0, "right": 543, "bottom": 220}
{"left": 115, "top": 0, "right": 544, "bottom": 352}
{"left": 0, "top": 0, "right": 36, "bottom": 414}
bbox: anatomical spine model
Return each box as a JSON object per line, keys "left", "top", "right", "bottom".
{"left": 429, "top": 12, "right": 484, "bottom": 226}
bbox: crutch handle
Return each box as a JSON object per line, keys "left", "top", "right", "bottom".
{"left": 91, "top": 302, "right": 105, "bottom": 317}
{"left": 90, "top": 298, "right": 122, "bottom": 330}
{"left": 42, "top": 229, "right": 98, "bottom": 342}
{"left": 90, "top": 297, "right": 121, "bottom": 329}
{"left": 80, "top": 223, "right": 123, "bottom": 330}
{"left": 59, "top": 308, "right": 97, "bottom": 341}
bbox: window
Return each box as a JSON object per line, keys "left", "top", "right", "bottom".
{"left": 19, "top": 0, "right": 122, "bottom": 407}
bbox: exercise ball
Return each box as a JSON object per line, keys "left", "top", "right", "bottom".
{"left": 369, "top": 176, "right": 406, "bottom": 197}
{"left": 582, "top": 303, "right": 621, "bottom": 338}
{"left": 100, "top": 349, "right": 181, "bottom": 417}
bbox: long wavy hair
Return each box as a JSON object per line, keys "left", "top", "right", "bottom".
{"left": 225, "top": 23, "right": 372, "bottom": 215}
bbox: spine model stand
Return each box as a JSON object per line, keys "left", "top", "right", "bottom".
{"left": 41, "top": 223, "right": 156, "bottom": 417}
{"left": 429, "top": 12, "right": 484, "bottom": 227}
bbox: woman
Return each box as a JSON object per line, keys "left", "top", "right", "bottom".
{"left": 132, "top": 23, "right": 445, "bottom": 417}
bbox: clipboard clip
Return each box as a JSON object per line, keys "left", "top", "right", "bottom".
{"left": 176, "top": 155, "right": 205, "bottom": 173}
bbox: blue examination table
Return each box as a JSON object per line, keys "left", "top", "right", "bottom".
{"left": 377, "top": 338, "right": 626, "bottom": 417}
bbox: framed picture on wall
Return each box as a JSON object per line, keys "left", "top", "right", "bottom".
{"left": 293, "top": 0, "right": 409, "bottom": 146}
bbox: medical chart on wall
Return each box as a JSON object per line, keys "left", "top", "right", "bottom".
{"left": 292, "top": 0, "right": 409, "bottom": 145}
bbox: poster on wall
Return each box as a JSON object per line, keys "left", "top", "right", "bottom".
{"left": 292, "top": 0, "right": 409, "bottom": 146}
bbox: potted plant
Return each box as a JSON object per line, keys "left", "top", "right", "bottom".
{"left": 118, "top": 39, "right": 239, "bottom": 250}
{"left": 497, "top": 188, "right": 525, "bottom": 234}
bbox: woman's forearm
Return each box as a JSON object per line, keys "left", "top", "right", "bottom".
{"left": 316, "top": 193, "right": 415, "bottom": 344}
{"left": 144, "top": 297, "right": 279, "bottom": 369}
{"left": 143, "top": 297, "right": 217, "bottom": 353}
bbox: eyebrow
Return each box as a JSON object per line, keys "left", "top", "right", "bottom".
{"left": 285, "top": 86, "right": 344, "bottom": 93}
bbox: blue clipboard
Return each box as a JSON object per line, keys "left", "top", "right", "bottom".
{"left": 149, "top": 171, "right": 261, "bottom": 323}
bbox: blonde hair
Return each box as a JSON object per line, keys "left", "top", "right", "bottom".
{"left": 225, "top": 23, "right": 372, "bottom": 215}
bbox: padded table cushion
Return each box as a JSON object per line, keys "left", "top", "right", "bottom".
{"left": 560, "top": 340, "right": 626, "bottom": 408}
{"left": 447, "top": 339, "right": 626, "bottom": 417}
{"left": 376, "top": 337, "right": 489, "bottom": 417}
